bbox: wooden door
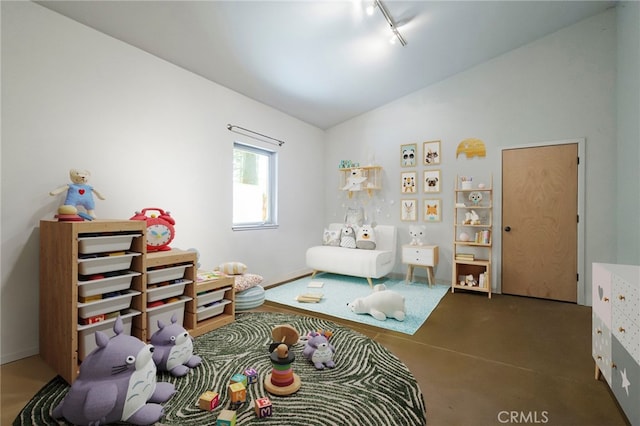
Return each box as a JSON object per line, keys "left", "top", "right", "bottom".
{"left": 502, "top": 144, "right": 578, "bottom": 302}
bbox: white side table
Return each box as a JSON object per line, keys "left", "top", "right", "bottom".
{"left": 402, "top": 244, "right": 439, "bottom": 286}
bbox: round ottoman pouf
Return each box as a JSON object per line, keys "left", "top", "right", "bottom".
{"left": 235, "top": 285, "right": 265, "bottom": 311}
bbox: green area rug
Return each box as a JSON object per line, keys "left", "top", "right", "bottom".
{"left": 14, "top": 312, "right": 426, "bottom": 425}
{"left": 265, "top": 273, "right": 450, "bottom": 335}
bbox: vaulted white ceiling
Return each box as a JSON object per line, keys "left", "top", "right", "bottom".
{"left": 37, "top": 1, "right": 616, "bottom": 129}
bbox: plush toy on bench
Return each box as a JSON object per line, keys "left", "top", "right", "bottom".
{"left": 348, "top": 284, "right": 406, "bottom": 321}
{"left": 356, "top": 224, "right": 376, "bottom": 249}
{"left": 52, "top": 316, "right": 176, "bottom": 426}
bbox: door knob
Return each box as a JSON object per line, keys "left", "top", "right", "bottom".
{"left": 504, "top": 226, "right": 511, "bottom": 232}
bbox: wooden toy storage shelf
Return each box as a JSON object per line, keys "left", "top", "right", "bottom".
{"left": 451, "top": 175, "right": 493, "bottom": 298}
{"left": 144, "top": 249, "right": 197, "bottom": 341}
{"left": 39, "top": 219, "right": 147, "bottom": 384}
{"left": 187, "top": 275, "right": 235, "bottom": 337}
{"left": 39, "top": 220, "right": 233, "bottom": 384}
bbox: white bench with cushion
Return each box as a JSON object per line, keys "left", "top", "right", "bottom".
{"left": 306, "top": 223, "right": 397, "bottom": 287}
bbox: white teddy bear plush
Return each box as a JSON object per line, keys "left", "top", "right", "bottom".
{"left": 342, "top": 168, "right": 367, "bottom": 192}
{"left": 409, "top": 225, "right": 426, "bottom": 246}
{"left": 356, "top": 224, "right": 376, "bottom": 250}
{"left": 348, "top": 284, "right": 406, "bottom": 321}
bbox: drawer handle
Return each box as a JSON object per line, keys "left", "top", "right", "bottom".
{"left": 603, "top": 297, "right": 609, "bottom": 302}
{"left": 596, "top": 355, "right": 602, "bottom": 360}
{"left": 618, "top": 295, "right": 625, "bottom": 301}
{"left": 596, "top": 329, "right": 602, "bottom": 334}
{"left": 619, "top": 327, "right": 625, "bottom": 333}
{"left": 612, "top": 363, "right": 617, "bottom": 369}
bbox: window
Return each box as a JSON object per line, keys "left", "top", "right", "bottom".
{"left": 232, "top": 142, "right": 278, "bottom": 229}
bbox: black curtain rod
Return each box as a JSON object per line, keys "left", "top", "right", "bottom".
{"left": 227, "top": 124, "right": 285, "bottom": 147}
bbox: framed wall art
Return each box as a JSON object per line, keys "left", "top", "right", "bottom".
{"left": 424, "top": 199, "right": 442, "bottom": 222}
{"left": 401, "top": 199, "right": 417, "bottom": 221}
{"left": 401, "top": 171, "right": 417, "bottom": 194}
{"left": 400, "top": 143, "right": 417, "bottom": 167}
{"left": 423, "top": 140, "right": 441, "bottom": 165}
{"left": 423, "top": 169, "right": 441, "bottom": 193}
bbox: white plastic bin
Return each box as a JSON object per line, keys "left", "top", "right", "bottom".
{"left": 146, "top": 296, "right": 192, "bottom": 336}
{"left": 197, "top": 299, "right": 232, "bottom": 321}
{"left": 77, "top": 289, "right": 140, "bottom": 319}
{"left": 78, "top": 234, "right": 141, "bottom": 254}
{"left": 77, "top": 309, "right": 140, "bottom": 360}
{"left": 77, "top": 271, "right": 140, "bottom": 298}
{"left": 196, "top": 287, "right": 231, "bottom": 308}
{"left": 147, "top": 265, "right": 188, "bottom": 285}
{"left": 146, "top": 281, "right": 189, "bottom": 303}
{"left": 78, "top": 252, "right": 141, "bottom": 275}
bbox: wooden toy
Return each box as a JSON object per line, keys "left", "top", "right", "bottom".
{"left": 216, "top": 409, "right": 237, "bottom": 426}
{"left": 230, "top": 373, "right": 247, "bottom": 387}
{"left": 228, "top": 382, "right": 246, "bottom": 405}
{"left": 264, "top": 324, "right": 301, "bottom": 396}
{"left": 244, "top": 368, "right": 258, "bottom": 384}
{"left": 198, "top": 391, "right": 220, "bottom": 411}
{"left": 254, "top": 397, "right": 272, "bottom": 418}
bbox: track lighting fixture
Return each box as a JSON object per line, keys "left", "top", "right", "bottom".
{"left": 369, "top": 0, "right": 406, "bottom": 46}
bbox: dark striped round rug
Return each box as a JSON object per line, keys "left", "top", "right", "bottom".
{"left": 14, "top": 312, "right": 426, "bottom": 425}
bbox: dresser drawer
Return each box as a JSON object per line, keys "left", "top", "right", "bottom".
{"left": 402, "top": 246, "right": 438, "bottom": 266}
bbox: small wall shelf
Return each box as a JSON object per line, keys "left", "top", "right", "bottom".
{"left": 339, "top": 165, "right": 382, "bottom": 198}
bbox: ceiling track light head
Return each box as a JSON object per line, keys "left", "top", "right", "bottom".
{"left": 372, "top": 0, "right": 407, "bottom": 46}
{"left": 365, "top": 2, "right": 377, "bottom": 16}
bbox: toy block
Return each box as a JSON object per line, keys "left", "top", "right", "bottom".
{"left": 230, "top": 373, "right": 247, "bottom": 387}
{"left": 254, "top": 396, "right": 273, "bottom": 418}
{"left": 216, "top": 409, "right": 237, "bottom": 426}
{"left": 244, "top": 368, "right": 258, "bottom": 384}
{"left": 228, "top": 382, "right": 246, "bottom": 404}
{"left": 198, "top": 391, "right": 220, "bottom": 411}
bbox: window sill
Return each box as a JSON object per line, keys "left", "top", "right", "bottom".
{"left": 232, "top": 224, "right": 279, "bottom": 231}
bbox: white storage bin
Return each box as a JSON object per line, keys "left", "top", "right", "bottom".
{"left": 77, "top": 271, "right": 141, "bottom": 298}
{"left": 197, "top": 287, "right": 231, "bottom": 308}
{"left": 78, "top": 252, "right": 141, "bottom": 275}
{"left": 147, "top": 265, "right": 188, "bottom": 285}
{"left": 77, "top": 309, "right": 140, "bottom": 361}
{"left": 146, "top": 296, "right": 192, "bottom": 336}
{"left": 147, "top": 280, "right": 189, "bottom": 303}
{"left": 197, "top": 299, "right": 232, "bottom": 321}
{"left": 77, "top": 289, "right": 140, "bottom": 319}
{"left": 78, "top": 234, "right": 141, "bottom": 254}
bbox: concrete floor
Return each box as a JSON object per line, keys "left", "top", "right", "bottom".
{"left": 1, "top": 291, "right": 629, "bottom": 425}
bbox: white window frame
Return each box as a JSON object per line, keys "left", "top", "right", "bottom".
{"left": 232, "top": 142, "right": 278, "bottom": 231}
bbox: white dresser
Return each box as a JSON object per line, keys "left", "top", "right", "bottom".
{"left": 402, "top": 245, "right": 439, "bottom": 286}
{"left": 592, "top": 263, "right": 639, "bottom": 425}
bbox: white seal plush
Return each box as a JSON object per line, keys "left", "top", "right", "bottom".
{"left": 348, "top": 284, "right": 406, "bottom": 321}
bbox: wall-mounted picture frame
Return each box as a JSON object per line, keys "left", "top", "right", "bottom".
{"left": 401, "top": 171, "right": 417, "bottom": 194}
{"left": 423, "top": 169, "right": 441, "bottom": 193}
{"left": 401, "top": 199, "right": 417, "bottom": 221}
{"left": 424, "top": 198, "right": 442, "bottom": 222}
{"left": 400, "top": 143, "right": 418, "bottom": 167}
{"left": 423, "top": 140, "right": 441, "bottom": 165}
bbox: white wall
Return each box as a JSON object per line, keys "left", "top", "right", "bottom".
{"left": 616, "top": 1, "right": 640, "bottom": 265}
{"left": 1, "top": 2, "right": 325, "bottom": 363}
{"left": 324, "top": 9, "right": 619, "bottom": 304}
